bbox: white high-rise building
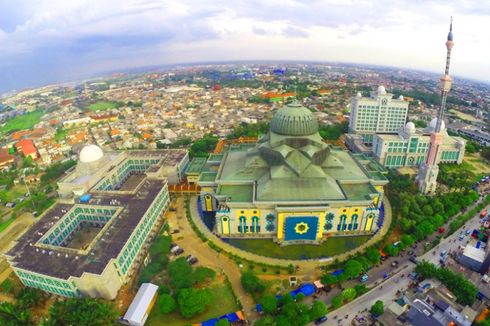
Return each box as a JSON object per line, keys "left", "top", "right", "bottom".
{"left": 348, "top": 86, "right": 408, "bottom": 144}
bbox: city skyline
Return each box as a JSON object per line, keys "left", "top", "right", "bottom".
{"left": 1, "top": 0, "right": 490, "bottom": 93}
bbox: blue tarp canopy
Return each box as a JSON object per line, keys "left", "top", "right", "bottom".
{"left": 290, "top": 283, "right": 315, "bottom": 298}
{"left": 79, "top": 194, "right": 92, "bottom": 203}
{"left": 256, "top": 304, "right": 263, "bottom": 313}
{"left": 331, "top": 269, "right": 344, "bottom": 277}
{"left": 201, "top": 318, "right": 218, "bottom": 326}
{"left": 220, "top": 312, "right": 240, "bottom": 322}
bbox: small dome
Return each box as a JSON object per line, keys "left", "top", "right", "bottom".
{"left": 356, "top": 92, "right": 362, "bottom": 98}
{"left": 377, "top": 85, "right": 386, "bottom": 95}
{"left": 270, "top": 101, "right": 319, "bottom": 136}
{"left": 429, "top": 118, "right": 445, "bottom": 130}
{"left": 399, "top": 95, "right": 404, "bottom": 101}
{"left": 405, "top": 122, "right": 416, "bottom": 133}
{"left": 79, "top": 144, "right": 104, "bottom": 163}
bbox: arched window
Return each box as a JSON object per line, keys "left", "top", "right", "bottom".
{"left": 351, "top": 214, "right": 359, "bottom": 230}
{"left": 238, "top": 216, "right": 247, "bottom": 233}
{"left": 338, "top": 214, "right": 347, "bottom": 231}
{"left": 252, "top": 216, "right": 260, "bottom": 233}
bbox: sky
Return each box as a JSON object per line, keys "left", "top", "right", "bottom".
{"left": 1, "top": 0, "right": 489, "bottom": 93}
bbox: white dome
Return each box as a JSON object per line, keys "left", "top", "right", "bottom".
{"left": 429, "top": 118, "right": 445, "bottom": 130}
{"left": 399, "top": 95, "right": 404, "bottom": 101}
{"left": 356, "top": 92, "right": 362, "bottom": 98}
{"left": 79, "top": 144, "right": 104, "bottom": 163}
{"left": 405, "top": 122, "right": 416, "bottom": 133}
{"left": 377, "top": 85, "right": 386, "bottom": 94}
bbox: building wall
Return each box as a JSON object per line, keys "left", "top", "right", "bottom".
{"left": 373, "top": 133, "right": 464, "bottom": 168}
{"left": 115, "top": 183, "right": 170, "bottom": 279}
{"left": 14, "top": 268, "right": 80, "bottom": 298}
{"left": 215, "top": 204, "right": 380, "bottom": 240}
{"left": 349, "top": 94, "right": 408, "bottom": 142}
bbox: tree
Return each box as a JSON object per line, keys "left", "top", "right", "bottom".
{"left": 45, "top": 297, "right": 118, "bottom": 325}
{"left": 340, "top": 288, "right": 357, "bottom": 302}
{"left": 354, "top": 284, "right": 368, "bottom": 296}
{"left": 482, "top": 147, "right": 490, "bottom": 161}
{"left": 309, "top": 300, "right": 327, "bottom": 321}
{"left": 331, "top": 295, "right": 342, "bottom": 308}
{"left": 167, "top": 257, "right": 194, "bottom": 289}
{"left": 260, "top": 295, "right": 277, "bottom": 314}
{"left": 254, "top": 315, "right": 276, "bottom": 326}
{"left": 177, "top": 288, "right": 211, "bottom": 318}
{"left": 295, "top": 293, "right": 305, "bottom": 302}
{"left": 216, "top": 319, "right": 230, "bottom": 326}
{"left": 400, "top": 234, "right": 415, "bottom": 248}
{"left": 344, "top": 259, "right": 363, "bottom": 279}
{"left": 17, "top": 287, "right": 44, "bottom": 309}
{"left": 365, "top": 248, "right": 381, "bottom": 265}
{"left": 370, "top": 300, "right": 384, "bottom": 316}
{"left": 321, "top": 273, "right": 337, "bottom": 287}
{"left": 23, "top": 156, "right": 34, "bottom": 168}
{"left": 383, "top": 244, "right": 399, "bottom": 257}
{"left": 240, "top": 271, "right": 265, "bottom": 294}
{"left": 158, "top": 294, "right": 176, "bottom": 314}
{"left": 0, "top": 301, "right": 32, "bottom": 326}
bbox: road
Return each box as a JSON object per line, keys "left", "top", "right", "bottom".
{"left": 326, "top": 201, "right": 490, "bottom": 326}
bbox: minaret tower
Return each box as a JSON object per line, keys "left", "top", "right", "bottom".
{"left": 417, "top": 17, "right": 455, "bottom": 194}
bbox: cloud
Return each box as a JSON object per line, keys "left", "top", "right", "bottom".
{"left": 0, "top": 0, "right": 489, "bottom": 92}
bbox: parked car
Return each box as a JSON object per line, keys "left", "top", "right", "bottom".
{"left": 409, "top": 256, "right": 418, "bottom": 264}
{"left": 466, "top": 229, "right": 471, "bottom": 236}
{"left": 188, "top": 257, "right": 198, "bottom": 265}
{"left": 459, "top": 234, "right": 465, "bottom": 241}
{"left": 359, "top": 274, "right": 369, "bottom": 283}
{"left": 314, "top": 316, "right": 328, "bottom": 325}
{"left": 391, "top": 260, "right": 399, "bottom": 267}
{"left": 173, "top": 248, "right": 184, "bottom": 256}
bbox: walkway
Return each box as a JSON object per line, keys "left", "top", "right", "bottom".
{"left": 188, "top": 196, "right": 392, "bottom": 274}
{"left": 169, "top": 197, "right": 257, "bottom": 320}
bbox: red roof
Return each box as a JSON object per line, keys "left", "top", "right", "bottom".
{"left": 15, "top": 139, "right": 37, "bottom": 157}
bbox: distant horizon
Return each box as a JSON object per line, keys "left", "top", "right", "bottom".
{"left": 2, "top": 1, "right": 490, "bottom": 96}
{"left": 2, "top": 59, "right": 489, "bottom": 97}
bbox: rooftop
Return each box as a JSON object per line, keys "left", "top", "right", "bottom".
{"left": 6, "top": 179, "right": 165, "bottom": 279}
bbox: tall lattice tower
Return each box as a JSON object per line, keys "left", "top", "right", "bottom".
{"left": 416, "top": 17, "right": 455, "bottom": 194}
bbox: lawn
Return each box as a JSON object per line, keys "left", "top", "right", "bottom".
{"left": 1, "top": 110, "right": 44, "bottom": 133}
{"left": 228, "top": 235, "right": 371, "bottom": 260}
{"left": 54, "top": 127, "right": 68, "bottom": 142}
{"left": 0, "top": 216, "right": 15, "bottom": 233}
{"left": 87, "top": 101, "right": 119, "bottom": 112}
{"left": 146, "top": 281, "right": 239, "bottom": 326}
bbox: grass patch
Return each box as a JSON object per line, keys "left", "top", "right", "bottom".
{"left": 87, "top": 101, "right": 120, "bottom": 112}
{"left": 228, "top": 236, "right": 371, "bottom": 260}
{"left": 1, "top": 110, "right": 44, "bottom": 133}
{"left": 0, "top": 216, "right": 16, "bottom": 233}
{"left": 54, "top": 127, "right": 67, "bottom": 142}
{"left": 146, "top": 282, "right": 239, "bottom": 326}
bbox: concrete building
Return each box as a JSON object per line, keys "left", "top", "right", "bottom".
{"left": 348, "top": 86, "right": 408, "bottom": 145}
{"left": 196, "top": 102, "right": 388, "bottom": 244}
{"left": 5, "top": 145, "right": 188, "bottom": 299}
{"left": 371, "top": 119, "right": 465, "bottom": 168}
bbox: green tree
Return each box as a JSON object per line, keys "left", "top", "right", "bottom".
{"left": 309, "top": 300, "right": 327, "bottom": 321}
{"left": 482, "top": 147, "right": 490, "bottom": 161}
{"left": 241, "top": 271, "right": 265, "bottom": 294}
{"left": 158, "top": 294, "right": 176, "bottom": 314}
{"left": 177, "top": 288, "right": 211, "bottom": 318}
{"left": 400, "top": 234, "right": 415, "bottom": 247}
{"left": 344, "top": 259, "right": 363, "bottom": 279}
{"left": 192, "top": 267, "right": 216, "bottom": 283}
{"left": 0, "top": 301, "right": 33, "bottom": 326}
{"left": 216, "top": 319, "right": 231, "bottom": 326}
{"left": 340, "top": 288, "right": 357, "bottom": 302}
{"left": 321, "top": 273, "right": 337, "bottom": 286}
{"left": 370, "top": 300, "right": 384, "bottom": 316}
{"left": 354, "top": 284, "right": 368, "bottom": 296}
{"left": 168, "top": 257, "right": 194, "bottom": 289}
{"left": 331, "top": 295, "right": 342, "bottom": 308}
{"left": 254, "top": 315, "right": 276, "bottom": 326}
{"left": 365, "top": 248, "right": 381, "bottom": 265}
{"left": 23, "top": 156, "right": 34, "bottom": 168}
{"left": 259, "top": 295, "right": 277, "bottom": 314}
{"left": 45, "top": 297, "right": 118, "bottom": 325}
{"left": 295, "top": 293, "right": 305, "bottom": 302}
{"left": 17, "top": 287, "right": 44, "bottom": 309}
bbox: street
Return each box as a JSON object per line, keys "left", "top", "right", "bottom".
{"left": 322, "top": 200, "right": 490, "bottom": 326}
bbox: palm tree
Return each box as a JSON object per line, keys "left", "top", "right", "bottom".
{"left": 0, "top": 301, "right": 33, "bottom": 325}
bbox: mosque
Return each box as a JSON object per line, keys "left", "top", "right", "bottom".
{"left": 196, "top": 102, "right": 389, "bottom": 244}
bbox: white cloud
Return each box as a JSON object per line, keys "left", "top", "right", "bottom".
{"left": 0, "top": 0, "right": 489, "bottom": 91}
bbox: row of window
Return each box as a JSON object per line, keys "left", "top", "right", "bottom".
{"left": 21, "top": 278, "right": 77, "bottom": 297}
{"left": 441, "top": 151, "right": 459, "bottom": 161}
{"left": 17, "top": 270, "right": 71, "bottom": 290}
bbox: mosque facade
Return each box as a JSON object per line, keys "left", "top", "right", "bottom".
{"left": 197, "top": 102, "right": 389, "bottom": 244}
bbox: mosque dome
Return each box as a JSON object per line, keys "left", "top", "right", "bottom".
{"left": 377, "top": 85, "right": 386, "bottom": 95}
{"left": 79, "top": 144, "right": 104, "bottom": 163}
{"left": 405, "top": 121, "right": 416, "bottom": 133}
{"left": 270, "top": 101, "right": 319, "bottom": 136}
{"left": 429, "top": 118, "right": 445, "bottom": 130}
{"left": 399, "top": 95, "right": 404, "bottom": 101}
